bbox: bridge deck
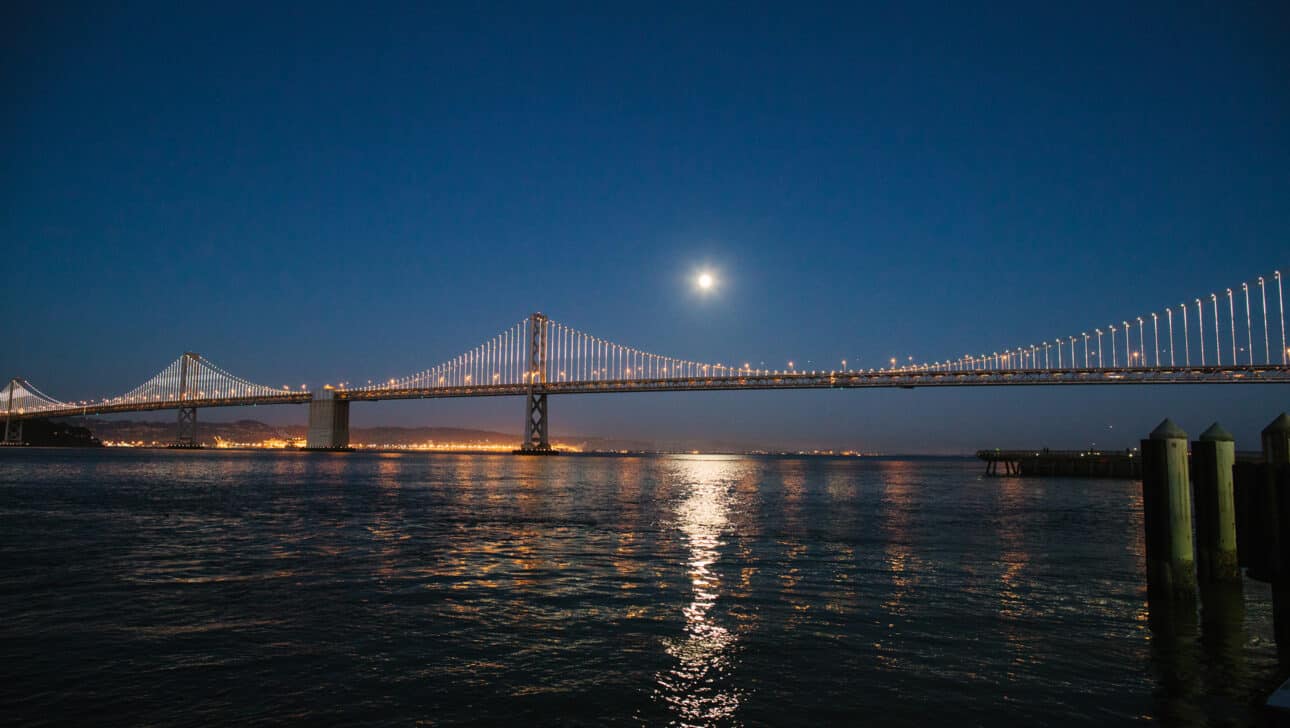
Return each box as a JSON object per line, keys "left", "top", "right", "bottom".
{"left": 6, "top": 393, "right": 312, "bottom": 420}
{"left": 344, "top": 365, "right": 1290, "bottom": 402}
{"left": 6, "top": 365, "right": 1288, "bottom": 420}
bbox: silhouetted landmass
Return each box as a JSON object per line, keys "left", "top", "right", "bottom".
{"left": 12, "top": 418, "right": 103, "bottom": 447}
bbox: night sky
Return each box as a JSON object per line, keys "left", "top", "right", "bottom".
{"left": 5, "top": 3, "right": 1288, "bottom": 451}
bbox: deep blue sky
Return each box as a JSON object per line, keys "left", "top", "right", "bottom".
{"left": 4, "top": 2, "right": 1288, "bottom": 451}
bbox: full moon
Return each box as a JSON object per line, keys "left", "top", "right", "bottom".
{"left": 697, "top": 272, "right": 714, "bottom": 290}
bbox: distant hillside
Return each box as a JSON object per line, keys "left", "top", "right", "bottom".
{"left": 74, "top": 418, "right": 289, "bottom": 446}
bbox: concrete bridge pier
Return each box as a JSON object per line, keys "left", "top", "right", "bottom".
{"left": 305, "top": 390, "right": 351, "bottom": 450}
{"left": 1141, "top": 419, "right": 1197, "bottom": 603}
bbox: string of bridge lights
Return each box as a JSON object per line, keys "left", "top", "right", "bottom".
{"left": 1, "top": 354, "right": 291, "bottom": 414}
{"left": 358, "top": 269, "right": 1285, "bottom": 390}
{"left": 358, "top": 317, "right": 773, "bottom": 393}
{"left": 897, "top": 270, "right": 1285, "bottom": 374}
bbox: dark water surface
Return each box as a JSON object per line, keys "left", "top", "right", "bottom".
{"left": 1, "top": 449, "right": 1283, "bottom": 725}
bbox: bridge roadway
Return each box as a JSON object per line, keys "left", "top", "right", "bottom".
{"left": 9, "top": 364, "right": 1288, "bottom": 421}
{"left": 343, "top": 364, "right": 1289, "bottom": 401}
{"left": 8, "top": 392, "right": 313, "bottom": 420}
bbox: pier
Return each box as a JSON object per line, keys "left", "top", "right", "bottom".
{"left": 978, "top": 447, "right": 1267, "bottom": 479}
{"left": 977, "top": 448, "right": 1142, "bottom": 478}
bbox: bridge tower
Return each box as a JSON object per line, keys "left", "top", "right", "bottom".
{"left": 170, "top": 352, "right": 202, "bottom": 449}
{"left": 518, "top": 312, "right": 555, "bottom": 454}
{"left": 3, "top": 378, "right": 23, "bottom": 446}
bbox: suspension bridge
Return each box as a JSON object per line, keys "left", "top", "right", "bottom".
{"left": 4, "top": 271, "right": 1289, "bottom": 451}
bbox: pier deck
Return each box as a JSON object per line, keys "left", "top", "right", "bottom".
{"left": 977, "top": 449, "right": 1141, "bottom": 478}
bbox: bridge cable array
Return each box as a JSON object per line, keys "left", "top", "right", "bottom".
{"left": 358, "top": 317, "right": 772, "bottom": 393}
{"left": 908, "top": 270, "right": 1287, "bottom": 373}
{"left": 1, "top": 379, "right": 67, "bottom": 415}
{"left": 3, "top": 354, "right": 288, "bottom": 416}
{"left": 114, "top": 354, "right": 289, "bottom": 403}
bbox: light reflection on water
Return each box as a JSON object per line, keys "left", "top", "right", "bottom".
{"left": 0, "top": 448, "right": 1284, "bottom": 726}
{"left": 654, "top": 456, "right": 742, "bottom": 726}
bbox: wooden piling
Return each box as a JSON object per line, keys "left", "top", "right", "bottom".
{"left": 1141, "top": 419, "right": 1196, "bottom": 602}
{"left": 1263, "top": 413, "right": 1290, "bottom": 661}
{"left": 1192, "top": 423, "right": 1240, "bottom": 584}
{"left": 1265, "top": 413, "right": 1290, "bottom": 465}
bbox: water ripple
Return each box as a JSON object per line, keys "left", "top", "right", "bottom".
{"left": 0, "top": 449, "right": 1281, "bottom": 726}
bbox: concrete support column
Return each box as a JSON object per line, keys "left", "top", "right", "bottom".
{"left": 1192, "top": 423, "right": 1240, "bottom": 584}
{"left": 1141, "top": 419, "right": 1196, "bottom": 602}
{"left": 305, "top": 390, "right": 350, "bottom": 450}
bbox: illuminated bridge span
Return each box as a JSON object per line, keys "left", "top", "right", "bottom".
{"left": 4, "top": 270, "right": 1289, "bottom": 451}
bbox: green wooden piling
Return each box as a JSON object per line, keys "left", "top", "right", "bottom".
{"left": 1264, "top": 413, "right": 1290, "bottom": 661}
{"left": 1192, "top": 423, "right": 1240, "bottom": 584}
{"left": 1141, "top": 419, "right": 1196, "bottom": 602}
